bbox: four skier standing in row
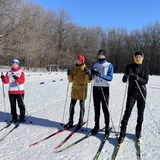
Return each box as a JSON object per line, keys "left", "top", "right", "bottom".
{"left": 0, "top": 50, "right": 149, "bottom": 142}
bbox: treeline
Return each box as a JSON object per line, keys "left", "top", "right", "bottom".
{"left": 0, "top": 0, "right": 160, "bottom": 74}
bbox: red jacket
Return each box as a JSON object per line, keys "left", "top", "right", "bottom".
{"left": 2, "top": 67, "right": 25, "bottom": 94}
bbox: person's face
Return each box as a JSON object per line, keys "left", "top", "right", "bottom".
{"left": 12, "top": 63, "right": 19, "bottom": 68}
{"left": 135, "top": 55, "right": 142, "bottom": 62}
{"left": 76, "top": 60, "right": 83, "bottom": 65}
{"left": 98, "top": 54, "right": 105, "bottom": 59}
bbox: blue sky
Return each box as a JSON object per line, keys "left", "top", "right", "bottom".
{"left": 31, "top": 0, "right": 160, "bottom": 32}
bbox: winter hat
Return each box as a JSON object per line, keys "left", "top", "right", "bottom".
{"left": 134, "top": 51, "right": 144, "bottom": 57}
{"left": 12, "top": 59, "right": 20, "bottom": 66}
{"left": 98, "top": 49, "right": 106, "bottom": 56}
{"left": 133, "top": 51, "right": 144, "bottom": 64}
{"left": 77, "top": 55, "right": 85, "bottom": 63}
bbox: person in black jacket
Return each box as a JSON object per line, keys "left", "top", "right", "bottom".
{"left": 118, "top": 51, "right": 149, "bottom": 143}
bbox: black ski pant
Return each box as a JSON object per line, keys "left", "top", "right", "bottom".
{"left": 68, "top": 98, "right": 85, "bottom": 123}
{"left": 9, "top": 94, "right": 25, "bottom": 120}
{"left": 121, "top": 94, "right": 146, "bottom": 133}
{"left": 93, "top": 86, "right": 110, "bottom": 128}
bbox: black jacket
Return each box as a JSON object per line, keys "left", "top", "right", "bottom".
{"left": 122, "top": 63, "right": 149, "bottom": 96}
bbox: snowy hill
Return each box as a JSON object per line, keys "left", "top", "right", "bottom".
{"left": 0, "top": 71, "right": 159, "bottom": 160}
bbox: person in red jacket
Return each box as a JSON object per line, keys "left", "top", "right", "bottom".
{"left": 1, "top": 59, "right": 25, "bottom": 123}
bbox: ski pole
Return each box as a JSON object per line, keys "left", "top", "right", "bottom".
{"left": 85, "top": 76, "right": 93, "bottom": 130}
{"left": 61, "top": 81, "right": 70, "bottom": 125}
{"left": 135, "top": 80, "right": 160, "bottom": 135}
{"left": 1, "top": 72, "right": 7, "bottom": 122}
{"left": 117, "top": 81, "right": 128, "bottom": 134}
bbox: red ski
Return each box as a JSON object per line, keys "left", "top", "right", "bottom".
{"left": 29, "top": 124, "right": 76, "bottom": 147}
{"left": 54, "top": 121, "right": 86, "bottom": 149}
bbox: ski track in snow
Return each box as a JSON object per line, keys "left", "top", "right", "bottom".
{"left": 0, "top": 71, "right": 159, "bottom": 160}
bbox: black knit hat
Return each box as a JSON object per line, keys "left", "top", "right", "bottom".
{"left": 98, "top": 49, "right": 106, "bottom": 55}
{"left": 134, "top": 50, "right": 143, "bottom": 56}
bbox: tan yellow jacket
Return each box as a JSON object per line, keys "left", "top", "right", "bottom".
{"left": 68, "top": 64, "right": 91, "bottom": 100}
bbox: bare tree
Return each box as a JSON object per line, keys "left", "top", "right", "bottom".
{"left": 106, "top": 28, "right": 128, "bottom": 72}
{"left": 0, "top": 0, "right": 159, "bottom": 74}
{"left": 141, "top": 22, "right": 160, "bottom": 74}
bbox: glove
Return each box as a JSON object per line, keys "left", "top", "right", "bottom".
{"left": 67, "top": 68, "right": 72, "bottom": 75}
{"left": 1, "top": 75, "right": 4, "bottom": 80}
{"left": 128, "top": 68, "right": 133, "bottom": 76}
{"left": 130, "top": 74, "right": 140, "bottom": 81}
{"left": 91, "top": 69, "right": 100, "bottom": 77}
{"left": 84, "top": 67, "right": 90, "bottom": 74}
{"left": 122, "top": 75, "right": 127, "bottom": 83}
{"left": 12, "top": 74, "right": 18, "bottom": 80}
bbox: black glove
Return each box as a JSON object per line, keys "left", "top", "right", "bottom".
{"left": 128, "top": 68, "right": 133, "bottom": 76}
{"left": 1, "top": 75, "right": 4, "bottom": 80}
{"left": 122, "top": 75, "right": 127, "bottom": 83}
{"left": 91, "top": 69, "right": 100, "bottom": 77}
{"left": 12, "top": 74, "right": 18, "bottom": 80}
{"left": 84, "top": 67, "right": 90, "bottom": 74}
{"left": 130, "top": 74, "right": 140, "bottom": 81}
{"left": 67, "top": 68, "right": 72, "bottom": 75}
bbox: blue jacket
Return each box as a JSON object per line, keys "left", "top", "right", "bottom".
{"left": 92, "top": 59, "right": 114, "bottom": 87}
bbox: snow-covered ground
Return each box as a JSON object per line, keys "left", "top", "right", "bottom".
{"left": 0, "top": 70, "right": 159, "bottom": 160}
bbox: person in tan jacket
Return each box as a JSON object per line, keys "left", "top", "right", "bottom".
{"left": 65, "top": 55, "right": 91, "bottom": 129}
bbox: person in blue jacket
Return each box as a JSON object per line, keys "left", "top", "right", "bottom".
{"left": 91, "top": 49, "right": 114, "bottom": 137}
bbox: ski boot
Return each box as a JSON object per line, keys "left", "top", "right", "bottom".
{"left": 136, "top": 132, "right": 141, "bottom": 139}
{"left": 118, "top": 132, "right": 126, "bottom": 144}
{"left": 18, "top": 118, "right": 26, "bottom": 123}
{"left": 76, "top": 121, "right": 83, "bottom": 129}
{"left": 105, "top": 126, "right": 110, "bottom": 138}
{"left": 18, "top": 115, "right": 25, "bottom": 123}
{"left": 64, "top": 121, "right": 73, "bottom": 129}
{"left": 10, "top": 119, "right": 18, "bottom": 123}
{"left": 91, "top": 125, "right": 99, "bottom": 135}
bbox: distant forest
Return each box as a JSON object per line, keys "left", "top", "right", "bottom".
{"left": 0, "top": 0, "right": 160, "bottom": 74}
